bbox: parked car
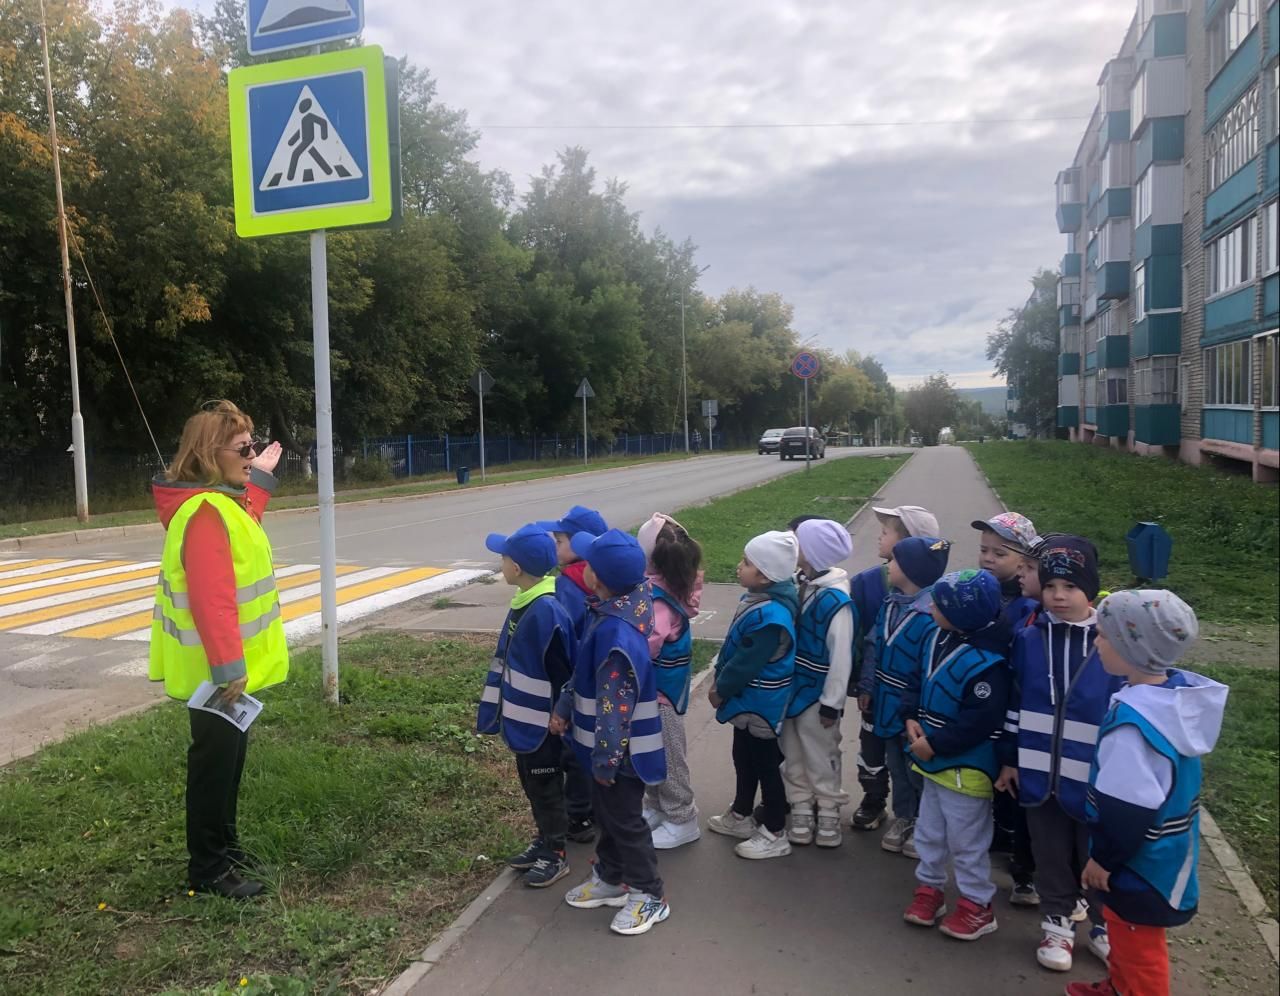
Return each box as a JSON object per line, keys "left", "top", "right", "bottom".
{"left": 778, "top": 426, "right": 826, "bottom": 460}
{"left": 757, "top": 427, "right": 785, "bottom": 454}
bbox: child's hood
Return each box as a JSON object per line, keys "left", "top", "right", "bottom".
{"left": 648, "top": 569, "right": 703, "bottom": 617}
{"left": 561, "top": 560, "right": 593, "bottom": 595}
{"left": 764, "top": 578, "right": 800, "bottom": 616}
{"left": 593, "top": 581, "right": 656, "bottom": 636}
{"left": 805, "top": 567, "right": 850, "bottom": 593}
{"left": 1113, "top": 670, "right": 1228, "bottom": 757}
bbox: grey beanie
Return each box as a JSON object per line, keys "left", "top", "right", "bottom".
{"left": 1096, "top": 589, "right": 1199, "bottom": 674}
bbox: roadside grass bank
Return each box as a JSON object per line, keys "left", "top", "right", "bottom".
{"left": 964, "top": 440, "right": 1278, "bottom": 625}
{"left": 669, "top": 454, "right": 909, "bottom": 582}
{"left": 0, "top": 633, "right": 531, "bottom": 996}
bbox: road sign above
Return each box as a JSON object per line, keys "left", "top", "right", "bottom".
{"left": 701, "top": 399, "right": 719, "bottom": 417}
{"left": 575, "top": 378, "right": 595, "bottom": 399}
{"left": 469, "top": 368, "right": 495, "bottom": 396}
{"left": 246, "top": 0, "right": 364, "bottom": 56}
{"left": 229, "top": 45, "right": 392, "bottom": 238}
{"left": 791, "top": 350, "right": 821, "bottom": 379}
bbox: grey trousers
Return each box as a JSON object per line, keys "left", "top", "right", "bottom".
{"left": 1026, "top": 798, "right": 1105, "bottom": 925}
{"left": 914, "top": 778, "right": 996, "bottom": 907}
{"left": 644, "top": 701, "right": 698, "bottom": 824}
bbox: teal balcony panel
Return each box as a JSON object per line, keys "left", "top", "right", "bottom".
{"left": 1203, "top": 287, "right": 1256, "bottom": 343}
{"left": 1204, "top": 0, "right": 1225, "bottom": 25}
{"left": 1088, "top": 182, "right": 1102, "bottom": 208}
{"left": 1097, "top": 404, "right": 1130, "bottom": 437}
{"left": 1058, "top": 406, "right": 1079, "bottom": 429}
{"left": 1057, "top": 202, "right": 1084, "bottom": 233}
{"left": 1098, "top": 335, "right": 1130, "bottom": 368}
{"left": 1202, "top": 407, "right": 1253, "bottom": 444}
{"left": 1269, "top": 1, "right": 1279, "bottom": 61}
{"left": 1099, "top": 261, "right": 1131, "bottom": 299}
{"left": 1135, "top": 405, "right": 1181, "bottom": 445}
{"left": 1153, "top": 13, "right": 1187, "bottom": 58}
{"left": 1265, "top": 274, "right": 1279, "bottom": 324}
{"left": 1062, "top": 252, "right": 1082, "bottom": 277}
{"left": 1086, "top": 351, "right": 1098, "bottom": 371}
{"left": 1263, "top": 411, "right": 1279, "bottom": 451}
{"left": 1205, "top": 163, "right": 1259, "bottom": 231}
{"left": 1206, "top": 31, "right": 1260, "bottom": 125}
{"left": 1136, "top": 118, "right": 1185, "bottom": 174}
{"left": 1100, "top": 187, "right": 1132, "bottom": 221}
{"left": 1059, "top": 353, "right": 1081, "bottom": 375}
{"left": 1101, "top": 111, "right": 1131, "bottom": 148}
{"left": 1131, "top": 312, "right": 1182, "bottom": 358}
{"left": 1086, "top": 237, "right": 1099, "bottom": 270}
{"left": 1148, "top": 253, "right": 1183, "bottom": 310}
{"left": 1134, "top": 221, "right": 1180, "bottom": 262}
{"left": 1060, "top": 304, "right": 1081, "bottom": 328}
{"left": 1085, "top": 406, "right": 1098, "bottom": 424}
{"left": 1267, "top": 140, "right": 1279, "bottom": 196}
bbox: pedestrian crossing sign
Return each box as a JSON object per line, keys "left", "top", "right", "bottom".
{"left": 229, "top": 45, "right": 393, "bottom": 237}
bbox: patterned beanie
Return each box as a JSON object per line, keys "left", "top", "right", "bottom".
{"left": 1037, "top": 535, "right": 1101, "bottom": 601}
{"left": 931, "top": 569, "right": 1002, "bottom": 634}
{"left": 1096, "top": 589, "right": 1199, "bottom": 674}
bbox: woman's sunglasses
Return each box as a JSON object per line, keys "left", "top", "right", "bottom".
{"left": 221, "top": 442, "right": 262, "bottom": 459}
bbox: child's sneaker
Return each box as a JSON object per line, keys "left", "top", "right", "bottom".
{"left": 564, "top": 867, "right": 629, "bottom": 909}
{"left": 851, "top": 801, "right": 886, "bottom": 830}
{"left": 708, "top": 808, "right": 757, "bottom": 840}
{"left": 642, "top": 806, "right": 664, "bottom": 831}
{"left": 567, "top": 818, "right": 597, "bottom": 844}
{"left": 938, "top": 897, "right": 998, "bottom": 941}
{"left": 1036, "top": 914, "right": 1075, "bottom": 971}
{"left": 1064, "top": 980, "right": 1117, "bottom": 996}
{"left": 787, "top": 808, "right": 815, "bottom": 846}
{"left": 609, "top": 892, "right": 670, "bottom": 936}
{"left": 880, "top": 816, "right": 914, "bottom": 852}
{"left": 1071, "top": 897, "right": 1089, "bottom": 922}
{"left": 523, "top": 850, "right": 570, "bottom": 889}
{"left": 1010, "top": 881, "right": 1041, "bottom": 907}
{"left": 734, "top": 826, "right": 792, "bottom": 860}
{"left": 651, "top": 818, "right": 701, "bottom": 850}
{"left": 1087, "top": 924, "right": 1111, "bottom": 963}
{"left": 508, "top": 837, "right": 545, "bottom": 870}
{"left": 815, "top": 810, "right": 842, "bottom": 848}
{"left": 901, "top": 829, "right": 919, "bottom": 859}
{"left": 903, "top": 885, "right": 947, "bottom": 926}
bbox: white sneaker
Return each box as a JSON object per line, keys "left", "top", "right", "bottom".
{"left": 815, "top": 810, "right": 842, "bottom": 848}
{"left": 1071, "top": 897, "right": 1089, "bottom": 922}
{"left": 788, "top": 808, "right": 815, "bottom": 846}
{"left": 1088, "top": 924, "right": 1111, "bottom": 963}
{"left": 609, "top": 892, "right": 670, "bottom": 936}
{"left": 880, "top": 816, "right": 914, "bottom": 852}
{"left": 1036, "top": 914, "right": 1075, "bottom": 972}
{"left": 707, "top": 808, "right": 757, "bottom": 840}
{"left": 642, "top": 806, "right": 664, "bottom": 831}
{"left": 901, "top": 826, "right": 919, "bottom": 859}
{"left": 564, "top": 867, "right": 629, "bottom": 909}
{"left": 734, "top": 826, "right": 793, "bottom": 860}
{"left": 651, "top": 818, "right": 701, "bottom": 850}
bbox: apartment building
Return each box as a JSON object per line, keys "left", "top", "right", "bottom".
{"left": 1054, "top": 0, "right": 1279, "bottom": 482}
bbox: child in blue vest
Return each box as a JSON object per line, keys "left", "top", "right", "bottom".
{"left": 901, "top": 569, "right": 1011, "bottom": 943}
{"left": 636, "top": 512, "right": 704, "bottom": 851}
{"left": 995, "top": 535, "right": 1121, "bottom": 973}
{"left": 537, "top": 504, "right": 609, "bottom": 844}
{"left": 854, "top": 535, "right": 951, "bottom": 856}
{"left": 781, "top": 519, "right": 855, "bottom": 848}
{"left": 706, "top": 530, "right": 800, "bottom": 861}
{"left": 852, "top": 506, "right": 939, "bottom": 830}
{"left": 1069, "top": 590, "right": 1226, "bottom": 996}
{"left": 552, "top": 529, "right": 669, "bottom": 936}
{"left": 476, "top": 524, "right": 577, "bottom": 888}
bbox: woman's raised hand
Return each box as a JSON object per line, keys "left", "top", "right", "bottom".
{"left": 250, "top": 441, "right": 283, "bottom": 475}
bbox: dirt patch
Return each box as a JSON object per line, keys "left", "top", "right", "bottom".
{"left": 1184, "top": 622, "right": 1279, "bottom": 671}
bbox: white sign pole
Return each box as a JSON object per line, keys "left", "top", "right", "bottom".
{"left": 582, "top": 393, "right": 588, "bottom": 467}
{"left": 310, "top": 229, "right": 340, "bottom": 705}
{"left": 804, "top": 377, "right": 811, "bottom": 472}
{"left": 478, "top": 389, "right": 486, "bottom": 482}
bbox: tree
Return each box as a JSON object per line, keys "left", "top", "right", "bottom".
{"left": 902, "top": 373, "right": 960, "bottom": 446}
{"left": 986, "top": 269, "right": 1059, "bottom": 437}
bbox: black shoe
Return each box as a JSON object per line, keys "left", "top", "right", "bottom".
{"left": 567, "top": 819, "right": 597, "bottom": 844}
{"left": 851, "top": 802, "right": 886, "bottom": 830}
{"left": 191, "top": 868, "right": 265, "bottom": 900}
{"left": 523, "top": 850, "right": 570, "bottom": 888}
{"left": 228, "top": 849, "right": 266, "bottom": 875}
{"left": 508, "top": 837, "right": 546, "bottom": 870}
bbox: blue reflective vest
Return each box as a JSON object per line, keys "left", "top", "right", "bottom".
{"left": 1013, "top": 616, "right": 1121, "bottom": 821}
{"left": 913, "top": 634, "right": 1006, "bottom": 781}
{"left": 570, "top": 607, "right": 666, "bottom": 784}
{"left": 476, "top": 593, "right": 574, "bottom": 754}
{"left": 1087, "top": 703, "right": 1202, "bottom": 913}
{"left": 715, "top": 596, "right": 796, "bottom": 735}
{"left": 788, "top": 585, "right": 854, "bottom": 718}
{"left": 872, "top": 600, "right": 937, "bottom": 738}
{"left": 651, "top": 583, "right": 694, "bottom": 715}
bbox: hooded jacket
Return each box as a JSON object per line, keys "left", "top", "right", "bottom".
{"left": 789, "top": 567, "right": 855, "bottom": 719}
{"left": 555, "top": 561, "right": 594, "bottom": 638}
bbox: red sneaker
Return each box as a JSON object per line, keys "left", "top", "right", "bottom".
{"left": 1064, "top": 981, "right": 1117, "bottom": 996}
{"left": 938, "top": 896, "right": 998, "bottom": 940}
{"left": 903, "top": 885, "right": 947, "bottom": 926}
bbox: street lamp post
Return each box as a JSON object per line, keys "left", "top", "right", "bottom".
{"left": 680, "top": 264, "right": 710, "bottom": 454}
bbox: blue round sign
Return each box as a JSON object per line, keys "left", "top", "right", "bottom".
{"left": 791, "top": 351, "right": 820, "bottom": 379}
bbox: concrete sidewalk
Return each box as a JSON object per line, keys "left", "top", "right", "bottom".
{"left": 392, "top": 446, "right": 1276, "bottom": 996}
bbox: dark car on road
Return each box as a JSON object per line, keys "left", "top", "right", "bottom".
{"left": 778, "top": 426, "right": 825, "bottom": 460}
{"left": 757, "top": 427, "right": 785, "bottom": 454}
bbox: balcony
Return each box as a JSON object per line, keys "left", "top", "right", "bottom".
{"left": 1097, "top": 404, "right": 1131, "bottom": 438}
{"left": 1058, "top": 275, "right": 1081, "bottom": 328}
{"left": 1058, "top": 406, "right": 1080, "bottom": 429}
{"left": 1132, "top": 313, "right": 1182, "bottom": 357}
{"left": 1059, "top": 353, "right": 1081, "bottom": 375}
{"left": 1056, "top": 168, "right": 1085, "bottom": 233}
{"left": 1134, "top": 404, "right": 1182, "bottom": 445}
{"left": 1097, "top": 334, "right": 1130, "bottom": 368}
{"left": 1062, "top": 252, "right": 1082, "bottom": 278}
{"left": 1098, "top": 262, "right": 1132, "bottom": 299}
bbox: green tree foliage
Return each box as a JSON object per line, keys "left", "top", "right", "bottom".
{"left": 986, "top": 269, "right": 1059, "bottom": 437}
{"left": 903, "top": 373, "right": 961, "bottom": 446}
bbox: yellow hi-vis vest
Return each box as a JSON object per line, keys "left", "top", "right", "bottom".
{"left": 148, "top": 490, "right": 289, "bottom": 700}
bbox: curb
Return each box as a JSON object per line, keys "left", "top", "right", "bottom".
{"left": 963, "top": 445, "right": 1279, "bottom": 966}
{"left": 841, "top": 449, "right": 918, "bottom": 532}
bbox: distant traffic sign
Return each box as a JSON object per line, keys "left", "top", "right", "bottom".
{"left": 791, "top": 351, "right": 821, "bottom": 379}
{"left": 575, "top": 378, "right": 595, "bottom": 399}
{"left": 469, "top": 368, "right": 495, "bottom": 396}
{"left": 228, "top": 46, "right": 393, "bottom": 237}
{"left": 245, "top": 0, "right": 364, "bottom": 56}
{"left": 701, "top": 399, "right": 719, "bottom": 417}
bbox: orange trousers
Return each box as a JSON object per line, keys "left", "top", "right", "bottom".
{"left": 1104, "top": 906, "right": 1170, "bottom": 996}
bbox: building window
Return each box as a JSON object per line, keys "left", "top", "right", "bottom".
{"left": 1206, "top": 85, "right": 1259, "bottom": 190}
{"left": 1135, "top": 169, "right": 1152, "bottom": 223}
{"left": 1260, "top": 331, "right": 1279, "bottom": 408}
{"left": 1084, "top": 373, "right": 1099, "bottom": 410}
{"left": 1084, "top": 321, "right": 1099, "bottom": 356}
{"left": 1207, "top": 216, "right": 1257, "bottom": 297}
{"left": 1209, "top": 0, "right": 1259, "bottom": 78}
{"left": 1134, "top": 356, "right": 1179, "bottom": 404}
{"left": 1270, "top": 61, "right": 1280, "bottom": 142}
{"left": 1131, "top": 70, "right": 1147, "bottom": 136}
{"left": 1104, "top": 370, "right": 1129, "bottom": 405}
{"left": 1263, "top": 200, "right": 1279, "bottom": 275}
{"left": 1204, "top": 340, "right": 1252, "bottom": 405}
{"left": 1133, "top": 263, "right": 1147, "bottom": 322}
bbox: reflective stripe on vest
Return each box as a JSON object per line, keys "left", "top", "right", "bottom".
{"left": 871, "top": 604, "right": 936, "bottom": 737}
{"left": 147, "top": 490, "right": 288, "bottom": 700}
{"left": 715, "top": 596, "right": 796, "bottom": 735}
{"left": 788, "top": 585, "right": 852, "bottom": 718}
{"left": 912, "top": 635, "right": 1004, "bottom": 780}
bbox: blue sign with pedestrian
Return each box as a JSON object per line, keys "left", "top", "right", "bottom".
{"left": 245, "top": 0, "right": 364, "bottom": 56}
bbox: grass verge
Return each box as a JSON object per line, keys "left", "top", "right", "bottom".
{"left": 670, "top": 454, "right": 909, "bottom": 582}
{"left": 965, "top": 440, "right": 1278, "bottom": 624}
{"left": 0, "top": 633, "right": 532, "bottom": 996}
{"left": 1196, "top": 662, "right": 1279, "bottom": 914}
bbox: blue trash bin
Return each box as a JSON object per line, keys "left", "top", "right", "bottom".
{"left": 456, "top": 466, "right": 470, "bottom": 485}
{"left": 1126, "top": 522, "right": 1172, "bottom": 581}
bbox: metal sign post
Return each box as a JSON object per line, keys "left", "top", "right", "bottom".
{"left": 701, "top": 399, "right": 718, "bottom": 452}
{"left": 310, "top": 229, "right": 339, "bottom": 702}
{"left": 469, "top": 368, "right": 495, "bottom": 481}
{"left": 576, "top": 378, "right": 595, "bottom": 466}
{"left": 790, "top": 351, "right": 820, "bottom": 472}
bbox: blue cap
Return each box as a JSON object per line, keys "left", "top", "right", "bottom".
{"left": 485, "top": 524, "right": 557, "bottom": 577}
{"left": 535, "top": 505, "right": 608, "bottom": 538}
{"left": 569, "top": 529, "right": 646, "bottom": 595}
{"left": 931, "top": 569, "right": 1002, "bottom": 634}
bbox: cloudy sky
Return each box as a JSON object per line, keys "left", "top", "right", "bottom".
{"left": 183, "top": 0, "right": 1135, "bottom": 388}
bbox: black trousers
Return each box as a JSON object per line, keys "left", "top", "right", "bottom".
{"left": 593, "top": 772, "right": 663, "bottom": 897}
{"left": 731, "top": 727, "right": 786, "bottom": 833}
{"left": 856, "top": 714, "right": 889, "bottom": 811}
{"left": 186, "top": 708, "right": 249, "bottom": 884}
{"left": 561, "top": 737, "right": 593, "bottom": 822}
{"left": 516, "top": 737, "right": 569, "bottom": 851}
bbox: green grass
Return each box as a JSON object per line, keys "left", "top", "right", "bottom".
{"left": 1196, "top": 662, "right": 1279, "bottom": 914}
{"left": 670, "top": 455, "right": 908, "bottom": 582}
{"left": 0, "top": 633, "right": 534, "bottom": 996}
{"left": 965, "top": 441, "right": 1279, "bottom": 624}
{"left": 692, "top": 639, "right": 718, "bottom": 673}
